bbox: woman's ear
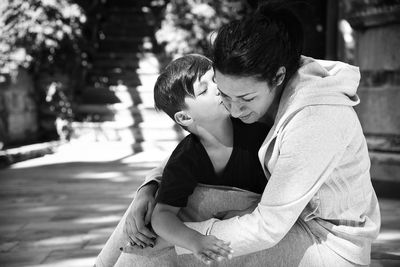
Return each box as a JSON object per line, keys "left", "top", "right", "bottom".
{"left": 275, "top": 66, "right": 286, "bottom": 86}
{"left": 174, "top": 111, "right": 193, "bottom": 127}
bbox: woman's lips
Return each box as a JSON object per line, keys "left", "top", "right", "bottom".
{"left": 239, "top": 113, "right": 251, "bottom": 120}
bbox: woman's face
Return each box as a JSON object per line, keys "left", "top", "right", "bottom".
{"left": 215, "top": 70, "right": 279, "bottom": 124}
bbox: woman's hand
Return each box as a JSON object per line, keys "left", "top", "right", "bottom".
{"left": 192, "top": 235, "right": 233, "bottom": 265}
{"left": 124, "top": 183, "right": 158, "bottom": 248}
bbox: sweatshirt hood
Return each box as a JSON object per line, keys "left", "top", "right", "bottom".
{"left": 274, "top": 56, "right": 361, "bottom": 130}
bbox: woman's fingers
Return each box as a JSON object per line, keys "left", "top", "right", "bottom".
{"left": 132, "top": 231, "right": 155, "bottom": 247}
{"left": 134, "top": 214, "right": 157, "bottom": 239}
{"left": 125, "top": 219, "right": 148, "bottom": 247}
{"left": 144, "top": 200, "right": 155, "bottom": 225}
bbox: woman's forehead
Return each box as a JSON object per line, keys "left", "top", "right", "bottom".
{"left": 215, "top": 71, "right": 262, "bottom": 96}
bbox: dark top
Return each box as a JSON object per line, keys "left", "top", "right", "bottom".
{"left": 156, "top": 118, "right": 269, "bottom": 207}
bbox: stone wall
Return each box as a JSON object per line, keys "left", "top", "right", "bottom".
{"left": 346, "top": 1, "right": 400, "bottom": 182}
{"left": 0, "top": 69, "right": 38, "bottom": 148}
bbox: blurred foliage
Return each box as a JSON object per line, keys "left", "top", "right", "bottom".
{"left": 155, "top": 0, "right": 252, "bottom": 58}
{"left": 0, "top": 0, "right": 87, "bottom": 79}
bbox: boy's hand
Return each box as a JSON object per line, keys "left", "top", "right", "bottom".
{"left": 124, "top": 185, "right": 158, "bottom": 248}
{"left": 121, "top": 237, "right": 172, "bottom": 256}
{"left": 192, "top": 235, "right": 233, "bottom": 265}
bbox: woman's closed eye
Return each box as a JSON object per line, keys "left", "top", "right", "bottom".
{"left": 242, "top": 96, "right": 256, "bottom": 102}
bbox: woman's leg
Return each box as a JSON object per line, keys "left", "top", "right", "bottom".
{"left": 178, "top": 220, "right": 362, "bottom": 267}
{"left": 114, "top": 247, "right": 178, "bottom": 267}
{"left": 94, "top": 201, "right": 132, "bottom": 267}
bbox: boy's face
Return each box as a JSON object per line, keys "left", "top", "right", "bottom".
{"left": 184, "top": 68, "right": 229, "bottom": 124}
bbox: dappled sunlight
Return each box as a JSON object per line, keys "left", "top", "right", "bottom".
{"left": 32, "top": 232, "right": 102, "bottom": 247}
{"left": 376, "top": 230, "right": 400, "bottom": 242}
{"left": 25, "top": 206, "right": 61, "bottom": 213}
{"left": 73, "top": 215, "right": 121, "bottom": 224}
{"left": 89, "top": 204, "right": 127, "bottom": 213}
{"left": 10, "top": 141, "right": 136, "bottom": 169}
{"left": 26, "top": 257, "right": 96, "bottom": 267}
{"left": 74, "top": 171, "right": 121, "bottom": 180}
{"left": 121, "top": 149, "right": 172, "bottom": 164}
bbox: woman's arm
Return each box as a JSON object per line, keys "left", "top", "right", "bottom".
{"left": 181, "top": 106, "right": 349, "bottom": 256}
{"left": 135, "top": 156, "right": 169, "bottom": 191}
{"left": 152, "top": 203, "right": 233, "bottom": 263}
{"left": 123, "top": 156, "right": 169, "bottom": 247}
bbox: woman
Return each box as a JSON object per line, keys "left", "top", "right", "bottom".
{"left": 191, "top": 2, "right": 381, "bottom": 266}
{"left": 98, "top": 2, "right": 380, "bottom": 267}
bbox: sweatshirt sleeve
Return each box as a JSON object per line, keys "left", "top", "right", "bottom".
{"left": 135, "top": 156, "right": 169, "bottom": 193}
{"left": 179, "top": 106, "right": 349, "bottom": 256}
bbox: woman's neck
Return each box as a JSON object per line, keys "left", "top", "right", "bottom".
{"left": 259, "top": 84, "right": 284, "bottom": 127}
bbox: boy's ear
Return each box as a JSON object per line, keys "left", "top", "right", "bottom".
{"left": 174, "top": 111, "right": 193, "bottom": 127}
{"left": 275, "top": 66, "right": 286, "bottom": 86}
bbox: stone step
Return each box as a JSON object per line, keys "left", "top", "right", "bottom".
{"left": 91, "top": 59, "right": 140, "bottom": 70}
{"left": 90, "top": 64, "right": 139, "bottom": 73}
{"left": 370, "top": 151, "right": 400, "bottom": 183}
{"left": 79, "top": 86, "right": 142, "bottom": 105}
{"left": 105, "top": 0, "right": 148, "bottom": 7}
{"left": 94, "top": 52, "right": 140, "bottom": 61}
{"left": 87, "top": 73, "right": 141, "bottom": 87}
{"left": 100, "top": 24, "right": 154, "bottom": 36}
{"left": 88, "top": 67, "right": 138, "bottom": 76}
{"left": 98, "top": 39, "right": 144, "bottom": 52}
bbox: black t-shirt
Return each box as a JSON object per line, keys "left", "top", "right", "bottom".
{"left": 156, "top": 118, "right": 269, "bottom": 207}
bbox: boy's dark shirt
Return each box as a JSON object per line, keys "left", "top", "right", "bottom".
{"left": 156, "top": 118, "right": 269, "bottom": 207}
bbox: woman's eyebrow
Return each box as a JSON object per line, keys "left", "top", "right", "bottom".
{"left": 217, "top": 87, "right": 230, "bottom": 98}
{"left": 218, "top": 87, "right": 255, "bottom": 98}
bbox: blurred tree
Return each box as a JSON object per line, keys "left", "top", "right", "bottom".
{"left": 0, "top": 0, "right": 90, "bottom": 142}
{"left": 155, "top": 0, "right": 252, "bottom": 60}
{"left": 0, "top": 0, "right": 86, "bottom": 78}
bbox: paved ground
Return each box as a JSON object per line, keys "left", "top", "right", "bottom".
{"left": 0, "top": 140, "right": 399, "bottom": 267}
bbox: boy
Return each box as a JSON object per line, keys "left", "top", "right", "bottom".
{"left": 131, "top": 54, "right": 268, "bottom": 264}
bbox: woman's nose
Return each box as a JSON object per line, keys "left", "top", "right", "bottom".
{"left": 229, "top": 101, "right": 243, "bottom": 118}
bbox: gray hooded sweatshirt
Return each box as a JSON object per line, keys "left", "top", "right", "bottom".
{"left": 179, "top": 56, "right": 381, "bottom": 265}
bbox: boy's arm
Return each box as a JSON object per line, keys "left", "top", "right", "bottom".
{"left": 152, "top": 203, "right": 233, "bottom": 264}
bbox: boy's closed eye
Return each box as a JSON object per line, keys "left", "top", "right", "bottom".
{"left": 198, "top": 85, "right": 208, "bottom": 96}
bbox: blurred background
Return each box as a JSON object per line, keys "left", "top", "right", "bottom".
{"left": 0, "top": 0, "right": 399, "bottom": 266}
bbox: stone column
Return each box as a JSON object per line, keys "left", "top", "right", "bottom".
{"left": 345, "top": 1, "right": 400, "bottom": 183}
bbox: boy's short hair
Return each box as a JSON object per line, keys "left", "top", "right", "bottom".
{"left": 154, "top": 54, "right": 213, "bottom": 120}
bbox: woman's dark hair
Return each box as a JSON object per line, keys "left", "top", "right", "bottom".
{"left": 213, "top": 1, "right": 304, "bottom": 86}
{"left": 154, "top": 54, "right": 212, "bottom": 120}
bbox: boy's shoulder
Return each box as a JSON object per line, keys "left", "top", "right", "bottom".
{"left": 166, "top": 133, "right": 204, "bottom": 167}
